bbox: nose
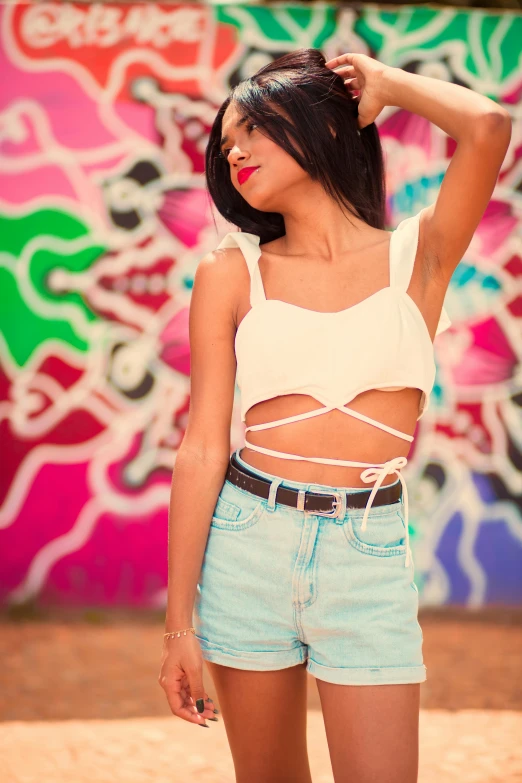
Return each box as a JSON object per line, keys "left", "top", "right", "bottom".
{"left": 228, "top": 146, "right": 250, "bottom": 166}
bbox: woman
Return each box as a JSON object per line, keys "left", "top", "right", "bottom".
{"left": 159, "top": 48, "right": 511, "bottom": 782}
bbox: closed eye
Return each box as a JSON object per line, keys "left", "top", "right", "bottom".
{"left": 219, "top": 122, "right": 258, "bottom": 159}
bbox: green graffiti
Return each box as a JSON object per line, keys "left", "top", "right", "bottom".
{"left": 0, "top": 209, "right": 90, "bottom": 257}
{"left": 217, "top": 3, "right": 336, "bottom": 48}
{"left": 0, "top": 208, "right": 107, "bottom": 367}
{"left": 357, "top": 7, "right": 521, "bottom": 96}
{"left": 0, "top": 269, "right": 89, "bottom": 366}
{"left": 30, "top": 244, "right": 104, "bottom": 319}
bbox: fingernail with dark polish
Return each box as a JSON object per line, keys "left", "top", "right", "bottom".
{"left": 196, "top": 698, "right": 205, "bottom": 713}
{"left": 205, "top": 697, "right": 214, "bottom": 703}
{"left": 213, "top": 708, "right": 220, "bottom": 714}
{"left": 198, "top": 723, "right": 209, "bottom": 728}
{"left": 208, "top": 717, "right": 219, "bottom": 722}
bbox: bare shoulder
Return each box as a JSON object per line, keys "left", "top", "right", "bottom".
{"left": 197, "top": 242, "right": 250, "bottom": 284}
{"left": 195, "top": 244, "right": 245, "bottom": 283}
{"left": 193, "top": 244, "right": 249, "bottom": 328}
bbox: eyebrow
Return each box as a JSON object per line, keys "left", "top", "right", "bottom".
{"left": 220, "top": 116, "right": 250, "bottom": 151}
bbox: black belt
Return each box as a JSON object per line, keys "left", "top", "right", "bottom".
{"left": 225, "top": 452, "right": 402, "bottom": 518}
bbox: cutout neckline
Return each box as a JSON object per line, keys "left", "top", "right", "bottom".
{"left": 247, "top": 228, "right": 395, "bottom": 315}
{"left": 232, "top": 214, "right": 445, "bottom": 344}
{"left": 254, "top": 284, "right": 391, "bottom": 316}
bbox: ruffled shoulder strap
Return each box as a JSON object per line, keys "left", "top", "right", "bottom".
{"left": 215, "top": 232, "right": 266, "bottom": 307}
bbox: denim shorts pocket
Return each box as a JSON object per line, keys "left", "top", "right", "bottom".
{"left": 210, "top": 479, "right": 266, "bottom": 531}
{"left": 343, "top": 503, "right": 407, "bottom": 557}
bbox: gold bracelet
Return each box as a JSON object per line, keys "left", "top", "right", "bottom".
{"left": 164, "top": 626, "right": 196, "bottom": 640}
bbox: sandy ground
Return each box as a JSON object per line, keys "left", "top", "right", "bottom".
{"left": 1, "top": 607, "right": 521, "bottom": 782}
{"left": 1, "top": 710, "right": 521, "bottom": 783}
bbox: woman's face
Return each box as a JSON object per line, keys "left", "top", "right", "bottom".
{"left": 219, "top": 101, "right": 309, "bottom": 214}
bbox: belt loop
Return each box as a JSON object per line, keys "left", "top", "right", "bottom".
{"left": 297, "top": 489, "right": 306, "bottom": 512}
{"left": 267, "top": 477, "right": 283, "bottom": 512}
{"left": 336, "top": 489, "right": 347, "bottom": 524}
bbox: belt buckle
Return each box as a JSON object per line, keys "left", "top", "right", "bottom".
{"left": 306, "top": 488, "right": 343, "bottom": 518}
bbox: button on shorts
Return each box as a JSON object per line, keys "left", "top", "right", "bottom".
{"left": 193, "top": 448, "right": 426, "bottom": 686}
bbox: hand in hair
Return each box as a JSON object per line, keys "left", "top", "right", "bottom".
{"left": 324, "top": 52, "right": 391, "bottom": 130}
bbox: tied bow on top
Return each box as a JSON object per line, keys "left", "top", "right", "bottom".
{"left": 359, "top": 457, "right": 411, "bottom": 568}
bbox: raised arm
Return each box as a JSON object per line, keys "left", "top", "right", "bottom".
{"left": 325, "top": 53, "right": 512, "bottom": 281}
{"left": 380, "top": 65, "right": 512, "bottom": 282}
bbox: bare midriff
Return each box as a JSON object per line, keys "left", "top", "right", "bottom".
{"left": 240, "top": 387, "right": 423, "bottom": 488}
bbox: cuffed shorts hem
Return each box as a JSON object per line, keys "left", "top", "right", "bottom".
{"left": 196, "top": 635, "right": 308, "bottom": 671}
{"left": 307, "top": 658, "right": 427, "bottom": 685}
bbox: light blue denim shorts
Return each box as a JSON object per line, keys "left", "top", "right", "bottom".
{"left": 193, "top": 448, "right": 426, "bottom": 685}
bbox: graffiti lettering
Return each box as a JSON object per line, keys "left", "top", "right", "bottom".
{"left": 20, "top": 3, "right": 205, "bottom": 49}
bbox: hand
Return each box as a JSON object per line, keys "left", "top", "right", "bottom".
{"left": 324, "top": 52, "right": 391, "bottom": 130}
{"left": 158, "top": 634, "right": 219, "bottom": 727}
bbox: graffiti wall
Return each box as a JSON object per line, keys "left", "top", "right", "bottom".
{"left": 0, "top": 2, "right": 520, "bottom": 609}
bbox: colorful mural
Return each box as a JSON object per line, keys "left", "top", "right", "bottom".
{"left": 0, "top": 2, "right": 520, "bottom": 608}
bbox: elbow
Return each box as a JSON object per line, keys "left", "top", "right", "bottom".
{"left": 177, "top": 439, "right": 231, "bottom": 470}
{"left": 473, "top": 109, "right": 512, "bottom": 145}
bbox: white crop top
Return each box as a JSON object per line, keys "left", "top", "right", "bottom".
{"left": 216, "top": 208, "right": 451, "bottom": 567}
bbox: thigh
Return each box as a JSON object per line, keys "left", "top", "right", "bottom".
{"left": 205, "top": 660, "right": 313, "bottom": 783}
{"left": 316, "top": 679, "right": 420, "bottom": 783}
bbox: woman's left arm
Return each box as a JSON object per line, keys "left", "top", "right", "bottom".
{"left": 327, "top": 52, "right": 512, "bottom": 281}
{"left": 381, "top": 66, "right": 512, "bottom": 281}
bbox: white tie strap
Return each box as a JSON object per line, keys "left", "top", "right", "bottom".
{"left": 360, "top": 457, "right": 411, "bottom": 568}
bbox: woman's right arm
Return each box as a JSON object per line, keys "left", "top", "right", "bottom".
{"left": 159, "top": 247, "right": 240, "bottom": 726}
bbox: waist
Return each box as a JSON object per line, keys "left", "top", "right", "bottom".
{"left": 236, "top": 448, "right": 401, "bottom": 494}
{"left": 240, "top": 447, "right": 404, "bottom": 488}
{"left": 243, "top": 397, "right": 416, "bottom": 486}
{"left": 240, "top": 432, "right": 409, "bottom": 488}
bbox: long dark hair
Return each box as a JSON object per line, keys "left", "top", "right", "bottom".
{"left": 205, "top": 48, "right": 386, "bottom": 244}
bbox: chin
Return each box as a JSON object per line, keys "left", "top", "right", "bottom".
{"left": 246, "top": 198, "right": 269, "bottom": 212}
{"left": 245, "top": 190, "right": 281, "bottom": 213}
{"left": 241, "top": 196, "right": 268, "bottom": 212}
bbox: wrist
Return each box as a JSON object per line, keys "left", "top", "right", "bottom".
{"left": 379, "top": 65, "right": 406, "bottom": 108}
{"left": 164, "top": 614, "right": 194, "bottom": 632}
{"left": 164, "top": 626, "right": 196, "bottom": 642}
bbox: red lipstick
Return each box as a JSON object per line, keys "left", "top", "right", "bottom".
{"left": 238, "top": 166, "right": 260, "bottom": 186}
